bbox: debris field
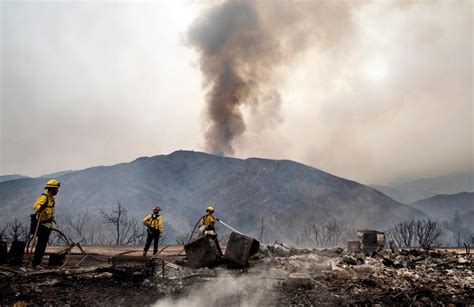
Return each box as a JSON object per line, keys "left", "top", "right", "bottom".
{"left": 0, "top": 245, "right": 472, "bottom": 306}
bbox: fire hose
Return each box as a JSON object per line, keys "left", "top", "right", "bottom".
{"left": 24, "top": 224, "right": 107, "bottom": 271}
{"left": 26, "top": 210, "right": 44, "bottom": 267}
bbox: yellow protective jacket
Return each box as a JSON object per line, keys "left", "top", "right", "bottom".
{"left": 32, "top": 193, "right": 55, "bottom": 228}
{"left": 143, "top": 214, "right": 163, "bottom": 233}
{"left": 199, "top": 214, "right": 216, "bottom": 229}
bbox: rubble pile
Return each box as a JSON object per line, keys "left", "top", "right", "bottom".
{"left": 0, "top": 247, "right": 472, "bottom": 305}
{"left": 261, "top": 248, "right": 473, "bottom": 305}
{"left": 0, "top": 266, "right": 171, "bottom": 306}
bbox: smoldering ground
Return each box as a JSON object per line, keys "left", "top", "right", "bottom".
{"left": 1, "top": 247, "right": 471, "bottom": 305}
{"left": 153, "top": 272, "right": 272, "bottom": 307}
{"left": 152, "top": 254, "right": 335, "bottom": 306}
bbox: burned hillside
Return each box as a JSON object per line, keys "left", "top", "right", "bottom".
{"left": 0, "top": 151, "right": 429, "bottom": 245}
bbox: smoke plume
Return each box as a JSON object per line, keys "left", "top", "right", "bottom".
{"left": 188, "top": 0, "right": 355, "bottom": 156}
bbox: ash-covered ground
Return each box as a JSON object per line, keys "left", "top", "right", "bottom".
{"left": 1, "top": 246, "right": 472, "bottom": 306}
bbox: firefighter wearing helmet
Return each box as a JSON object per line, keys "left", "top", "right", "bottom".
{"left": 199, "top": 206, "right": 216, "bottom": 233}
{"left": 199, "top": 205, "right": 222, "bottom": 256}
{"left": 142, "top": 206, "right": 163, "bottom": 256}
{"left": 31, "top": 179, "right": 60, "bottom": 268}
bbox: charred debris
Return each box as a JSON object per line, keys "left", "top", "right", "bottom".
{"left": 1, "top": 231, "right": 473, "bottom": 305}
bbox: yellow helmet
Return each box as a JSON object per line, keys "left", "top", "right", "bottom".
{"left": 206, "top": 206, "right": 214, "bottom": 213}
{"left": 44, "top": 179, "right": 60, "bottom": 189}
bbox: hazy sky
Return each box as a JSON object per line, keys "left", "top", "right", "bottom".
{"left": 1, "top": 0, "right": 472, "bottom": 185}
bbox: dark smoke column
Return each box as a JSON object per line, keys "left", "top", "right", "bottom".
{"left": 187, "top": 0, "right": 278, "bottom": 156}
{"left": 188, "top": 0, "right": 354, "bottom": 156}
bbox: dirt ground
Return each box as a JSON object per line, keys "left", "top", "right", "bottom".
{"left": 1, "top": 245, "right": 473, "bottom": 306}
{"left": 47, "top": 245, "right": 185, "bottom": 256}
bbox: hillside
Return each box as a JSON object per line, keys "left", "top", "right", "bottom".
{"left": 408, "top": 192, "right": 474, "bottom": 225}
{"left": 0, "top": 174, "right": 29, "bottom": 183}
{"left": 0, "top": 150, "right": 427, "bottom": 243}
{"left": 371, "top": 171, "right": 474, "bottom": 203}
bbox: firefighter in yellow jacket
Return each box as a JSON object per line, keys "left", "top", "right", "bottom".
{"left": 31, "top": 179, "right": 60, "bottom": 268}
{"left": 199, "top": 206, "right": 217, "bottom": 234}
{"left": 142, "top": 206, "right": 163, "bottom": 256}
{"left": 199, "top": 206, "right": 222, "bottom": 256}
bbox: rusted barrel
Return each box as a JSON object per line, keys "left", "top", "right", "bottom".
{"left": 223, "top": 232, "right": 259, "bottom": 267}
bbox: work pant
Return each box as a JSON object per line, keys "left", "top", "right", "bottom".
{"left": 144, "top": 230, "right": 160, "bottom": 255}
{"left": 33, "top": 224, "right": 51, "bottom": 267}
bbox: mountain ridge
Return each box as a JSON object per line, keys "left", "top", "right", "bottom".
{"left": 0, "top": 150, "right": 428, "bottom": 243}
{"left": 370, "top": 171, "right": 474, "bottom": 203}
{"left": 408, "top": 192, "right": 474, "bottom": 225}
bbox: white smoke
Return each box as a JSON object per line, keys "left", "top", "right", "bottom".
{"left": 153, "top": 273, "right": 272, "bottom": 307}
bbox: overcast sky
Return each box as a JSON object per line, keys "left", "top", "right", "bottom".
{"left": 1, "top": 0, "right": 472, "bottom": 185}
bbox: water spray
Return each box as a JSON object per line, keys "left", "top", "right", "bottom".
{"left": 216, "top": 218, "right": 244, "bottom": 235}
